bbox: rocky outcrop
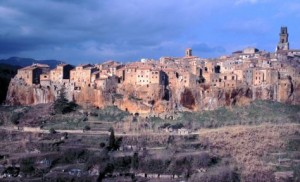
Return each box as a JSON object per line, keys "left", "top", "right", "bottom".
{"left": 6, "top": 78, "right": 107, "bottom": 108}
{"left": 6, "top": 75, "right": 300, "bottom": 117}
{"left": 6, "top": 79, "right": 55, "bottom": 105}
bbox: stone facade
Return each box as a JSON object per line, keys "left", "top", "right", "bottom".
{"left": 50, "top": 64, "right": 74, "bottom": 83}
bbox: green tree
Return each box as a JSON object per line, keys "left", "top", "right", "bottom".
{"left": 108, "top": 127, "right": 116, "bottom": 150}
{"left": 107, "top": 127, "right": 122, "bottom": 151}
{"left": 54, "top": 86, "right": 76, "bottom": 114}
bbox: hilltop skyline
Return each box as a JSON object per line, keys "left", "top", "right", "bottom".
{"left": 0, "top": 0, "right": 300, "bottom": 64}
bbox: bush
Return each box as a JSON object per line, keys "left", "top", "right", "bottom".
{"left": 49, "top": 128, "right": 56, "bottom": 134}
{"left": 100, "top": 142, "right": 106, "bottom": 148}
{"left": 60, "top": 148, "right": 89, "bottom": 164}
{"left": 84, "top": 125, "right": 91, "bottom": 131}
{"left": 20, "top": 158, "right": 35, "bottom": 175}
{"left": 10, "top": 111, "right": 22, "bottom": 125}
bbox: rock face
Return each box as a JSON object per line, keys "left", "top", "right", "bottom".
{"left": 5, "top": 75, "right": 300, "bottom": 117}
{"left": 6, "top": 79, "right": 55, "bottom": 105}
{"left": 6, "top": 78, "right": 107, "bottom": 108}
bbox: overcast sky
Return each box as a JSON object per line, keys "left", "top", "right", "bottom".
{"left": 0, "top": 0, "right": 299, "bottom": 64}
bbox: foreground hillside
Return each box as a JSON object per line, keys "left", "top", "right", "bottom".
{"left": 198, "top": 124, "right": 300, "bottom": 182}
{"left": 0, "top": 101, "right": 299, "bottom": 181}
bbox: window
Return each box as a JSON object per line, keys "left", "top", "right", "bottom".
{"left": 232, "top": 76, "right": 234, "bottom": 80}
{"left": 224, "top": 76, "right": 227, "bottom": 80}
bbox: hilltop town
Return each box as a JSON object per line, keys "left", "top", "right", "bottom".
{"left": 0, "top": 27, "right": 299, "bottom": 182}
{"left": 5, "top": 27, "right": 300, "bottom": 118}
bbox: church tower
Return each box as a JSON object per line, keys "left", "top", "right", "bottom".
{"left": 185, "top": 48, "right": 192, "bottom": 57}
{"left": 276, "top": 27, "right": 289, "bottom": 51}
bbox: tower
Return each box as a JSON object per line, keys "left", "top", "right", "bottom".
{"left": 276, "top": 27, "right": 289, "bottom": 51}
{"left": 185, "top": 48, "right": 192, "bottom": 57}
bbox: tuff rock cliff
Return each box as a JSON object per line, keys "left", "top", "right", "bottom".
{"left": 6, "top": 75, "right": 300, "bottom": 117}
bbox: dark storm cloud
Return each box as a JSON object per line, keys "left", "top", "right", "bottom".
{"left": 0, "top": 0, "right": 299, "bottom": 63}
{"left": 1, "top": 0, "right": 201, "bottom": 62}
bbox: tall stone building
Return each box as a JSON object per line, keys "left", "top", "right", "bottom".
{"left": 276, "top": 27, "right": 289, "bottom": 51}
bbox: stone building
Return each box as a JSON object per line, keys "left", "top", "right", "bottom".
{"left": 50, "top": 64, "right": 74, "bottom": 83}
{"left": 136, "top": 68, "right": 152, "bottom": 85}
{"left": 253, "top": 69, "right": 265, "bottom": 86}
{"left": 40, "top": 73, "right": 51, "bottom": 87}
{"left": 219, "top": 73, "right": 238, "bottom": 89}
{"left": 16, "top": 64, "right": 50, "bottom": 85}
{"left": 70, "top": 64, "right": 99, "bottom": 87}
{"left": 94, "top": 76, "right": 118, "bottom": 92}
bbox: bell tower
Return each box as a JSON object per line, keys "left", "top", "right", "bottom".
{"left": 185, "top": 48, "right": 192, "bottom": 57}
{"left": 276, "top": 26, "right": 289, "bottom": 51}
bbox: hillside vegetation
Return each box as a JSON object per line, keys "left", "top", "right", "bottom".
{"left": 198, "top": 123, "right": 300, "bottom": 182}
{"left": 152, "top": 100, "right": 300, "bottom": 130}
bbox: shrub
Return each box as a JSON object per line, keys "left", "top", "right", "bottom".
{"left": 84, "top": 125, "right": 91, "bottom": 131}
{"left": 100, "top": 142, "right": 106, "bottom": 148}
{"left": 10, "top": 111, "right": 22, "bottom": 125}
{"left": 49, "top": 128, "right": 56, "bottom": 134}
{"left": 20, "top": 158, "right": 35, "bottom": 175}
{"left": 60, "top": 148, "right": 89, "bottom": 164}
{"left": 96, "top": 106, "right": 129, "bottom": 122}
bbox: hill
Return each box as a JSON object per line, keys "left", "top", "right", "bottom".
{"left": 0, "top": 57, "right": 64, "bottom": 69}
{"left": 0, "top": 63, "right": 20, "bottom": 104}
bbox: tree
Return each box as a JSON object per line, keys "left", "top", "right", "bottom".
{"left": 108, "top": 127, "right": 116, "bottom": 150}
{"left": 131, "top": 152, "right": 139, "bottom": 170}
{"left": 53, "top": 86, "right": 77, "bottom": 114}
{"left": 107, "top": 128, "right": 122, "bottom": 151}
{"left": 20, "top": 158, "right": 35, "bottom": 175}
{"left": 84, "top": 125, "right": 91, "bottom": 131}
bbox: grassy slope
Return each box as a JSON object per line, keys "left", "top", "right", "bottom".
{"left": 199, "top": 123, "right": 300, "bottom": 181}
{"left": 151, "top": 100, "right": 300, "bottom": 130}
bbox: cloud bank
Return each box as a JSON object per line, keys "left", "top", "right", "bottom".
{"left": 0, "top": 0, "right": 299, "bottom": 64}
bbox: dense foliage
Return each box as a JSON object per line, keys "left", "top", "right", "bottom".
{"left": 53, "top": 86, "right": 77, "bottom": 114}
